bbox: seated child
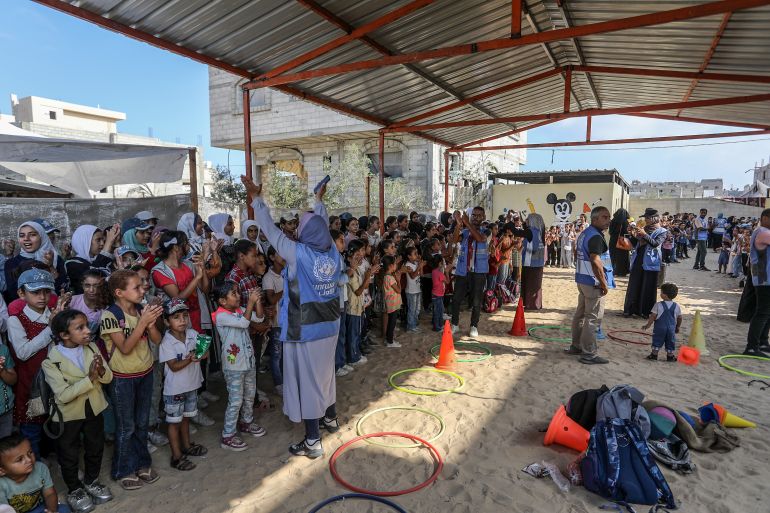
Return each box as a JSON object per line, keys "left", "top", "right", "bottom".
{"left": 643, "top": 282, "right": 682, "bottom": 362}
{"left": 44, "top": 310, "right": 114, "bottom": 512}
{"left": 159, "top": 299, "right": 207, "bottom": 471}
{"left": 212, "top": 283, "right": 266, "bottom": 452}
{"left": 0, "top": 434, "right": 71, "bottom": 512}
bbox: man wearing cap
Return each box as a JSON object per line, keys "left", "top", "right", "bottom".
{"left": 135, "top": 211, "right": 158, "bottom": 231}
{"left": 693, "top": 208, "right": 710, "bottom": 271}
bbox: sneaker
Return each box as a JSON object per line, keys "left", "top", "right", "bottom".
{"left": 200, "top": 390, "right": 220, "bottom": 402}
{"left": 192, "top": 411, "right": 215, "bottom": 427}
{"left": 443, "top": 313, "right": 451, "bottom": 321}
{"left": 289, "top": 438, "right": 323, "bottom": 459}
{"left": 386, "top": 342, "right": 401, "bottom": 348}
{"left": 579, "top": 355, "right": 609, "bottom": 365}
{"left": 67, "top": 487, "right": 95, "bottom": 513}
{"left": 275, "top": 384, "right": 284, "bottom": 396}
{"left": 666, "top": 354, "right": 678, "bottom": 362}
{"left": 335, "top": 367, "right": 350, "bottom": 377}
{"left": 407, "top": 327, "right": 422, "bottom": 333}
{"left": 320, "top": 416, "right": 340, "bottom": 433}
{"left": 350, "top": 356, "right": 368, "bottom": 366}
{"left": 451, "top": 324, "right": 459, "bottom": 334}
{"left": 700, "top": 267, "right": 711, "bottom": 271}
{"left": 198, "top": 397, "right": 209, "bottom": 409}
{"left": 564, "top": 346, "right": 582, "bottom": 355}
{"left": 743, "top": 348, "right": 770, "bottom": 358}
{"left": 148, "top": 430, "right": 169, "bottom": 447}
{"left": 469, "top": 326, "right": 479, "bottom": 338}
{"left": 84, "top": 481, "right": 113, "bottom": 505}
{"left": 238, "top": 421, "right": 267, "bottom": 438}
{"left": 146, "top": 442, "right": 157, "bottom": 454}
{"left": 646, "top": 352, "right": 659, "bottom": 361}
{"left": 343, "top": 364, "right": 355, "bottom": 372}
{"left": 221, "top": 435, "right": 248, "bottom": 452}
{"left": 759, "top": 344, "right": 770, "bottom": 352}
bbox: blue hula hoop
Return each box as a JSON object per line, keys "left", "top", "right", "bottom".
{"left": 308, "top": 493, "right": 408, "bottom": 512}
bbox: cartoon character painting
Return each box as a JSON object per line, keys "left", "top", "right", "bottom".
{"left": 547, "top": 192, "right": 576, "bottom": 225}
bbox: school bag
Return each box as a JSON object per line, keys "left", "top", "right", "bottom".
{"left": 495, "top": 282, "right": 514, "bottom": 305}
{"left": 581, "top": 418, "right": 677, "bottom": 511}
{"left": 566, "top": 384, "right": 610, "bottom": 431}
{"left": 483, "top": 289, "right": 498, "bottom": 313}
{"left": 596, "top": 385, "right": 651, "bottom": 440}
{"left": 28, "top": 365, "right": 63, "bottom": 439}
{"left": 647, "top": 435, "right": 695, "bottom": 475}
{"left": 98, "top": 303, "right": 144, "bottom": 362}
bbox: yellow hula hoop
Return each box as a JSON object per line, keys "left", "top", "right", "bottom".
{"left": 355, "top": 406, "right": 446, "bottom": 448}
{"left": 388, "top": 368, "right": 465, "bottom": 396}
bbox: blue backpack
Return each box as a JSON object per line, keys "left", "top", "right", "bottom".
{"left": 581, "top": 418, "right": 677, "bottom": 512}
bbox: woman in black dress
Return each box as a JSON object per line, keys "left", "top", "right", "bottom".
{"left": 609, "top": 208, "right": 631, "bottom": 277}
{"left": 623, "top": 209, "right": 667, "bottom": 317}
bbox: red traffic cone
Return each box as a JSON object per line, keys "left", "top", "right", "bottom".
{"left": 543, "top": 405, "right": 590, "bottom": 452}
{"left": 435, "top": 320, "right": 456, "bottom": 370}
{"left": 509, "top": 296, "right": 527, "bottom": 336}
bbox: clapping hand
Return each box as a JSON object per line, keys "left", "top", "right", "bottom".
{"left": 140, "top": 304, "right": 163, "bottom": 327}
{"left": 52, "top": 291, "right": 72, "bottom": 315}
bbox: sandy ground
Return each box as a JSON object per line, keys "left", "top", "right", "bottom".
{"left": 53, "top": 250, "right": 769, "bottom": 513}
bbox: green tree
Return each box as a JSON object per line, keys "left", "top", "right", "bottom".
{"left": 266, "top": 167, "right": 309, "bottom": 210}
{"left": 210, "top": 165, "right": 247, "bottom": 204}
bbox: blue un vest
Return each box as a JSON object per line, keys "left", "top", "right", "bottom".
{"left": 630, "top": 228, "right": 666, "bottom": 271}
{"left": 522, "top": 227, "right": 545, "bottom": 268}
{"left": 279, "top": 243, "right": 341, "bottom": 342}
{"left": 696, "top": 217, "right": 709, "bottom": 240}
{"left": 750, "top": 227, "right": 770, "bottom": 287}
{"left": 575, "top": 225, "right": 615, "bottom": 289}
{"left": 455, "top": 229, "right": 489, "bottom": 277}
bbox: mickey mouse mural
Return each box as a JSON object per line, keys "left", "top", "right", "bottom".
{"left": 547, "top": 192, "right": 576, "bottom": 224}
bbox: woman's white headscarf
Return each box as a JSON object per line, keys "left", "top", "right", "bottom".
{"left": 241, "top": 220, "right": 258, "bottom": 241}
{"left": 18, "top": 221, "right": 60, "bottom": 267}
{"left": 71, "top": 225, "right": 99, "bottom": 263}
{"left": 208, "top": 213, "right": 233, "bottom": 246}
{"left": 178, "top": 213, "right": 205, "bottom": 253}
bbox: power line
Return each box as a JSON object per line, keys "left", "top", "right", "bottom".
{"left": 526, "top": 136, "right": 770, "bottom": 152}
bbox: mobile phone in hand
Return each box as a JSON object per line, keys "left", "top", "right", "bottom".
{"left": 314, "top": 175, "right": 331, "bottom": 194}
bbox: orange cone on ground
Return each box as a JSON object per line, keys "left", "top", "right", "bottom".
{"left": 435, "top": 320, "right": 456, "bottom": 370}
{"left": 543, "top": 405, "right": 590, "bottom": 452}
{"left": 509, "top": 296, "right": 527, "bottom": 336}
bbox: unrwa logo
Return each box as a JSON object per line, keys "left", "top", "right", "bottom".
{"left": 312, "top": 255, "right": 337, "bottom": 282}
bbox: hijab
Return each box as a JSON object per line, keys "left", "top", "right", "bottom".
{"left": 18, "top": 221, "right": 60, "bottom": 267}
{"left": 71, "top": 225, "right": 99, "bottom": 263}
{"left": 208, "top": 213, "right": 233, "bottom": 246}
{"left": 178, "top": 213, "right": 205, "bottom": 253}
{"left": 241, "top": 220, "right": 258, "bottom": 241}
{"left": 298, "top": 212, "right": 332, "bottom": 252}
{"left": 613, "top": 208, "right": 629, "bottom": 222}
{"left": 122, "top": 229, "right": 148, "bottom": 254}
{"left": 525, "top": 213, "right": 545, "bottom": 235}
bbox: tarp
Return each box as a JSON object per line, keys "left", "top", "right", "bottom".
{"left": 0, "top": 121, "right": 188, "bottom": 198}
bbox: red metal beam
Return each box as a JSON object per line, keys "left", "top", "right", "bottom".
{"left": 244, "top": 0, "right": 770, "bottom": 88}
{"left": 563, "top": 66, "right": 572, "bottom": 112}
{"left": 627, "top": 112, "right": 770, "bottom": 130}
{"left": 383, "top": 93, "right": 770, "bottom": 133}
{"left": 511, "top": 0, "right": 522, "bottom": 38}
{"left": 391, "top": 68, "right": 562, "bottom": 128}
{"left": 677, "top": 12, "right": 732, "bottom": 115}
{"left": 574, "top": 64, "right": 770, "bottom": 85}
{"left": 378, "top": 131, "right": 386, "bottom": 235}
{"left": 243, "top": 89, "right": 255, "bottom": 219}
{"left": 455, "top": 130, "right": 770, "bottom": 152}
{"left": 452, "top": 119, "right": 561, "bottom": 149}
{"left": 256, "top": 0, "right": 436, "bottom": 82}
{"left": 586, "top": 116, "right": 592, "bottom": 142}
{"left": 444, "top": 151, "right": 450, "bottom": 212}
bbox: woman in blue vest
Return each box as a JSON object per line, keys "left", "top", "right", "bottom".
{"left": 242, "top": 175, "right": 342, "bottom": 459}
{"left": 520, "top": 213, "right": 546, "bottom": 310}
{"left": 623, "top": 208, "right": 667, "bottom": 318}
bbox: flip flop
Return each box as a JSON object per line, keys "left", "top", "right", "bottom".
{"left": 137, "top": 467, "right": 160, "bottom": 484}
{"left": 119, "top": 476, "right": 143, "bottom": 490}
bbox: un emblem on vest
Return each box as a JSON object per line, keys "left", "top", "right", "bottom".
{"left": 313, "top": 255, "right": 337, "bottom": 282}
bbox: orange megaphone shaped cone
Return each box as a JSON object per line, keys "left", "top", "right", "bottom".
{"left": 435, "top": 320, "right": 456, "bottom": 370}
{"left": 509, "top": 296, "right": 527, "bottom": 336}
{"left": 544, "top": 405, "right": 590, "bottom": 452}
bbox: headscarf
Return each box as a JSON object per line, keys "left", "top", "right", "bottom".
{"left": 208, "top": 213, "right": 233, "bottom": 246}
{"left": 71, "top": 225, "right": 99, "bottom": 263}
{"left": 178, "top": 213, "right": 205, "bottom": 253}
{"left": 18, "top": 221, "right": 60, "bottom": 267}
{"left": 122, "top": 229, "right": 149, "bottom": 254}
{"left": 613, "top": 208, "right": 629, "bottom": 222}
{"left": 241, "top": 220, "right": 258, "bottom": 241}
{"left": 298, "top": 212, "right": 332, "bottom": 252}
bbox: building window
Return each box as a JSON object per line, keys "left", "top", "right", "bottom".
{"left": 49, "top": 111, "right": 56, "bottom": 120}
{"left": 367, "top": 151, "right": 403, "bottom": 178}
{"left": 234, "top": 86, "right": 269, "bottom": 113}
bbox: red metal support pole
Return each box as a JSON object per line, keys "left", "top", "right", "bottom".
{"left": 378, "top": 131, "right": 386, "bottom": 235}
{"left": 586, "top": 116, "right": 592, "bottom": 142}
{"left": 365, "top": 175, "right": 371, "bottom": 217}
{"left": 444, "top": 151, "right": 450, "bottom": 212}
{"left": 243, "top": 88, "right": 254, "bottom": 220}
{"left": 563, "top": 66, "right": 572, "bottom": 112}
{"left": 511, "top": 0, "right": 522, "bottom": 38}
{"left": 454, "top": 130, "right": 770, "bottom": 152}
{"left": 188, "top": 148, "right": 198, "bottom": 214}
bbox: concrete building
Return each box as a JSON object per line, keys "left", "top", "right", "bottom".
{"left": 6, "top": 94, "right": 216, "bottom": 198}
{"left": 629, "top": 178, "right": 724, "bottom": 199}
{"left": 208, "top": 67, "right": 526, "bottom": 213}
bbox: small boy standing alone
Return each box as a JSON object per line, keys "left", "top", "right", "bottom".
{"left": 431, "top": 255, "right": 453, "bottom": 331}
{"left": 643, "top": 282, "right": 682, "bottom": 362}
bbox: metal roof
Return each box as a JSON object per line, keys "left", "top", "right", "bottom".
{"left": 492, "top": 168, "right": 629, "bottom": 186}
{"left": 35, "top": 0, "right": 770, "bottom": 148}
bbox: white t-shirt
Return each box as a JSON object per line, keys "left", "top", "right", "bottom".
{"left": 405, "top": 261, "right": 421, "bottom": 294}
{"left": 652, "top": 301, "right": 681, "bottom": 319}
{"left": 262, "top": 268, "right": 284, "bottom": 328}
{"left": 58, "top": 345, "right": 85, "bottom": 372}
{"left": 159, "top": 329, "right": 204, "bottom": 396}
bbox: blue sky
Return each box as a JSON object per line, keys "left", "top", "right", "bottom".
{"left": 2, "top": 0, "right": 768, "bottom": 189}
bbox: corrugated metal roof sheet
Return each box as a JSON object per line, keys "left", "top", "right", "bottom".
{"left": 41, "top": 0, "right": 770, "bottom": 147}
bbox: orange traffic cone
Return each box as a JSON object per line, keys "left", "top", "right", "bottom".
{"left": 543, "top": 405, "right": 590, "bottom": 452}
{"left": 509, "top": 296, "right": 527, "bottom": 336}
{"left": 435, "top": 320, "right": 456, "bottom": 370}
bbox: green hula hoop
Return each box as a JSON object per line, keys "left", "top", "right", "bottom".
{"left": 528, "top": 325, "right": 572, "bottom": 342}
{"left": 388, "top": 368, "right": 465, "bottom": 396}
{"left": 718, "top": 354, "right": 770, "bottom": 380}
{"left": 429, "top": 342, "right": 492, "bottom": 362}
{"left": 355, "top": 406, "right": 446, "bottom": 448}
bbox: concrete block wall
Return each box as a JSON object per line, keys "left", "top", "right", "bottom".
{"left": 628, "top": 197, "right": 764, "bottom": 218}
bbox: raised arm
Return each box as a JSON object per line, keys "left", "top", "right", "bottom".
{"left": 250, "top": 195, "right": 297, "bottom": 267}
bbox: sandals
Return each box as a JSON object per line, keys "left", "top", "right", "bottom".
{"left": 171, "top": 456, "right": 196, "bottom": 471}
{"left": 118, "top": 476, "right": 142, "bottom": 491}
{"left": 136, "top": 467, "right": 160, "bottom": 484}
{"left": 183, "top": 443, "right": 208, "bottom": 457}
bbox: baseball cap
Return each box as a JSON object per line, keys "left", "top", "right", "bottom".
{"left": 136, "top": 211, "right": 158, "bottom": 222}
{"left": 32, "top": 218, "right": 59, "bottom": 234}
{"left": 116, "top": 246, "right": 139, "bottom": 257}
{"left": 163, "top": 298, "right": 189, "bottom": 316}
{"left": 122, "top": 217, "right": 153, "bottom": 234}
{"left": 17, "top": 269, "right": 55, "bottom": 292}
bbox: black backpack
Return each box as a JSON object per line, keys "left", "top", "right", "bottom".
{"left": 28, "top": 364, "right": 63, "bottom": 439}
